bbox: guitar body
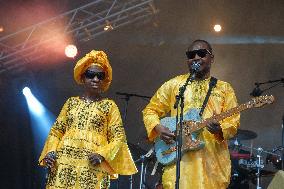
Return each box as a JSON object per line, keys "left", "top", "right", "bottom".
{"left": 154, "top": 108, "right": 205, "bottom": 165}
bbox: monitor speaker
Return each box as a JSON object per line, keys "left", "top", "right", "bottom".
{"left": 268, "top": 170, "right": 284, "bottom": 189}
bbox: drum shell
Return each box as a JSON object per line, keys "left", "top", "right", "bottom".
{"left": 266, "top": 153, "right": 282, "bottom": 170}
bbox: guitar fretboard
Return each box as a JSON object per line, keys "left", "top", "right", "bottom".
{"left": 183, "top": 101, "right": 254, "bottom": 135}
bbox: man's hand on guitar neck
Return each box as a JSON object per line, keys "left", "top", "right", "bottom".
{"left": 155, "top": 124, "right": 175, "bottom": 144}
{"left": 206, "top": 120, "right": 222, "bottom": 135}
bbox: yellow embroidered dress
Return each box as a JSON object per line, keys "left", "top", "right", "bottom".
{"left": 39, "top": 97, "right": 137, "bottom": 189}
{"left": 142, "top": 74, "right": 240, "bottom": 189}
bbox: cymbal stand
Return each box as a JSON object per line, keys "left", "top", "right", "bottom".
{"left": 137, "top": 155, "right": 146, "bottom": 189}
{"left": 255, "top": 147, "right": 264, "bottom": 189}
{"left": 239, "top": 145, "right": 281, "bottom": 189}
{"left": 134, "top": 148, "right": 154, "bottom": 189}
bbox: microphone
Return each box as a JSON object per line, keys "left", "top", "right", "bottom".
{"left": 250, "top": 84, "right": 263, "bottom": 97}
{"left": 190, "top": 60, "right": 201, "bottom": 74}
{"left": 174, "top": 60, "right": 201, "bottom": 109}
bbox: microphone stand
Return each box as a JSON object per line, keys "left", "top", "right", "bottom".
{"left": 250, "top": 78, "right": 284, "bottom": 170}
{"left": 250, "top": 78, "right": 284, "bottom": 97}
{"left": 174, "top": 73, "right": 196, "bottom": 189}
{"left": 115, "top": 92, "right": 151, "bottom": 189}
{"left": 282, "top": 115, "right": 284, "bottom": 170}
{"left": 255, "top": 148, "right": 264, "bottom": 189}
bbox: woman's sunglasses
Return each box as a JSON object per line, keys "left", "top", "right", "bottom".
{"left": 84, "top": 70, "right": 105, "bottom": 80}
{"left": 186, "top": 49, "right": 212, "bottom": 59}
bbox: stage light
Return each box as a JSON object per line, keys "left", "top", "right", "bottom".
{"left": 214, "top": 24, "right": 222, "bottom": 32}
{"left": 22, "top": 87, "right": 44, "bottom": 116}
{"left": 22, "top": 86, "right": 55, "bottom": 150}
{"left": 104, "top": 20, "right": 113, "bottom": 31}
{"left": 22, "top": 85, "right": 56, "bottom": 185}
{"left": 0, "top": 26, "right": 3, "bottom": 32}
{"left": 22, "top": 87, "right": 31, "bottom": 96}
{"left": 65, "top": 44, "right": 78, "bottom": 58}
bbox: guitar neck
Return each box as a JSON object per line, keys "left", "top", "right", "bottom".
{"left": 201, "top": 104, "right": 248, "bottom": 127}
{"left": 184, "top": 103, "right": 249, "bottom": 134}
{"left": 182, "top": 95, "right": 274, "bottom": 135}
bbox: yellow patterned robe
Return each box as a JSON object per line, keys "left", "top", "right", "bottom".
{"left": 142, "top": 74, "right": 240, "bottom": 189}
{"left": 39, "top": 97, "right": 137, "bottom": 189}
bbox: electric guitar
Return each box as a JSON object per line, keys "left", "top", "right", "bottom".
{"left": 154, "top": 95, "right": 274, "bottom": 165}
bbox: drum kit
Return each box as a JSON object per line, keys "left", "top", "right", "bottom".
{"left": 228, "top": 129, "right": 283, "bottom": 189}
{"left": 118, "top": 128, "right": 283, "bottom": 189}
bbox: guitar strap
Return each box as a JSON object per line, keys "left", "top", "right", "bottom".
{"left": 198, "top": 77, "right": 218, "bottom": 117}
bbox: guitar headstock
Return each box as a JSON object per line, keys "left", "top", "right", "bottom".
{"left": 246, "top": 95, "right": 275, "bottom": 108}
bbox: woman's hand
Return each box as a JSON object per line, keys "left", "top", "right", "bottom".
{"left": 155, "top": 124, "right": 175, "bottom": 144}
{"left": 88, "top": 153, "right": 105, "bottom": 166}
{"left": 43, "top": 151, "right": 56, "bottom": 168}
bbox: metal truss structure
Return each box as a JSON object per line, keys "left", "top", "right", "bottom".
{"left": 0, "top": 0, "right": 158, "bottom": 75}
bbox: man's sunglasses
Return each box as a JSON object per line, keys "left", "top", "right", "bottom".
{"left": 84, "top": 70, "right": 106, "bottom": 80}
{"left": 186, "top": 49, "right": 212, "bottom": 59}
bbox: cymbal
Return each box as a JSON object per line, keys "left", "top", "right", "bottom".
{"left": 231, "top": 129, "right": 257, "bottom": 140}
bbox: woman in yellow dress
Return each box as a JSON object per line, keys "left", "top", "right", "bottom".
{"left": 39, "top": 50, "right": 137, "bottom": 189}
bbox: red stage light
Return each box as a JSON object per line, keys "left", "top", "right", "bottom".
{"left": 65, "top": 44, "right": 77, "bottom": 58}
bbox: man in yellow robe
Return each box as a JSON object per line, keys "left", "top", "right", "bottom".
{"left": 143, "top": 39, "right": 240, "bottom": 189}
{"left": 39, "top": 50, "right": 137, "bottom": 189}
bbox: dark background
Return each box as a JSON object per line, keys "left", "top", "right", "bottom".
{"left": 0, "top": 0, "right": 283, "bottom": 188}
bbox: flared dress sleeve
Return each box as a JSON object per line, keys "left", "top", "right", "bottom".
{"left": 96, "top": 101, "right": 137, "bottom": 175}
{"left": 38, "top": 98, "right": 70, "bottom": 166}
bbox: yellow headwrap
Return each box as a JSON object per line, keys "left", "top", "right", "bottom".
{"left": 74, "top": 50, "right": 112, "bottom": 92}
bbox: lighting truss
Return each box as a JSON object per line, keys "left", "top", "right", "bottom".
{"left": 0, "top": 0, "right": 158, "bottom": 75}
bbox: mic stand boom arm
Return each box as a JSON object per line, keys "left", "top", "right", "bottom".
{"left": 256, "top": 78, "right": 284, "bottom": 85}
{"left": 116, "top": 92, "right": 151, "bottom": 99}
